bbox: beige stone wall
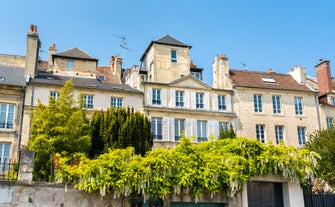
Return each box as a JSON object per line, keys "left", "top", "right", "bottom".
{"left": 51, "top": 57, "right": 97, "bottom": 77}
{"left": 0, "top": 85, "right": 25, "bottom": 161}
{"left": 145, "top": 44, "right": 190, "bottom": 83}
{"left": 0, "top": 54, "right": 26, "bottom": 68}
{"left": 319, "top": 104, "right": 335, "bottom": 129}
{"left": 233, "top": 87, "right": 319, "bottom": 147}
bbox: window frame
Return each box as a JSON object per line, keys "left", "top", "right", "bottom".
{"left": 175, "top": 91, "right": 184, "bottom": 107}
{"left": 196, "top": 93, "right": 204, "bottom": 109}
{"left": 275, "top": 125, "right": 284, "bottom": 144}
{"left": 83, "top": 94, "right": 94, "bottom": 109}
{"left": 326, "top": 117, "right": 333, "bottom": 129}
{"left": 0, "top": 142, "right": 11, "bottom": 172}
{"left": 272, "top": 95, "right": 281, "bottom": 114}
{"left": 256, "top": 124, "right": 265, "bottom": 143}
{"left": 297, "top": 127, "right": 306, "bottom": 146}
{"left": 111, "top": 97, "right": 123, "bottom": 108}
{"left": 151, "top": 117, "right": 162, "bottom": 140}
{"left": 294, "top": 97, "right": 303, "bottom": 115}
{"left": 152, "top": 89, "right": 161, "bottom": 105}
{"left": 0, "top": 103, "right": 15, "bottom": 129}
{"left": 67, "top": 59, "right": 74, "bottom": 70}
{"left": 191, "top": 72, "right": 202, "bottom": 80}
{"left": 218, "top": 95, "right": 227, "bottom": 110}
{"left": 197, "top": 120, "right": 207, "bottom": 142}
{"left": 50, "top": 91, "right": 59, "bottom": 100}
{"left": 171, "top": 49, "right": 177, "bottom": 63}
{"left": 174, "top": 119, "right": 185, "bottom": 141}
{"left": 254, "top": 94, "right": 263, "bottom": 113}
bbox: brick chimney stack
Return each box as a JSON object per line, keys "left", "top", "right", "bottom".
{"left": 315, "top": 59, "right": 332, "bottom": 94}
{"left": 48, "top": 43, "right": 57, "bottom": 67}
{"left": 24, "top": 24, "right": 40, "bottom": 80}
{"left": 110, "top": 54, "right": 122, "bottom": 76}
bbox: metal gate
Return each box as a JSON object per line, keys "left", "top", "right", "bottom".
{"left": 247, "top": 182, "right": 284, "bottom": 207}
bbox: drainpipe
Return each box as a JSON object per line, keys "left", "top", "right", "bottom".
{"left": 314, "top": 93, "right": 321, "bottom": 130}
{"left": 17, "top": 87, "right": 26, "bottom": 159}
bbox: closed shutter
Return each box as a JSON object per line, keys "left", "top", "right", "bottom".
{"left": 185, "top": 91, "right": 190, "bottom": 109}
{"left": 147, "top": 87, "right": 152, "bottom": 106}
{"left": 208, "top": 120, "right": 215, "bottom": 138}
{"left": 204, "top": 93, "right": 210, "bottom": 110}
{"left": 213, "top": 94, "right": 218, "bottom": 111}
{"left": 163, "top": 117, "right": 169, "bottom": 141}
{"left": 161, "top": 89, "right": 167, "bottom": 107}
{"left": 191, "top": 91, "right": 196, "bottom": 109}
{"left": 170, "top": 89, "right": 175, "bottom": 107}
{"left": 227, "top": 95, "right": 232, "bottom": 111}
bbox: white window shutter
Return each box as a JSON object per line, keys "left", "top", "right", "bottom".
{"left": 227, "top": 94, "right": 232, "bottom": 111}
{"left": 191, "top": 91, "right": 196, "bottom": 109}
{"left": 185, "top": 91, "right": 190, "bottom": 109}
{"left": 204, "top": 93, "right": 210, "bottom": 110}
{"left": 169, "top": 89, "right": 175, "bottom": 107}
{"left": 186, "top": 119, "right": 192, "bottom": 138}
{"left": 147, "top": 87, "right": 152, "bottom": 106}
{"left": 161, "top": 89, "right": 167, "bottom": 107}
{"left": 213, "top": 121, "right": 220, "bottom": 139}
{"left": 208, "top": 120, "right": 215, "bottom": 138}
{"left": 163, "top": 117, "right": 169, "bottom": 141}
{"left": 170, "top": 117, "right": 175, "bottom": 141}
{"left": 192, "top": 119, "right": 197, "bottom": 138}
{"left": 214, "top": 94, "right": 218, "bottom": 111}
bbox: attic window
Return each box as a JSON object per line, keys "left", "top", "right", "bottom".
{"left": 97, "top": 76, "right": 106, "bottom": 81}
{"left": 88, "top": 84, "right": 98, "bottom": 88}
{"left": 0, "top": 77, "right": 4, "bottom": 81}
{"left": 261, "top": 77, "right": 276, "bottom": 83}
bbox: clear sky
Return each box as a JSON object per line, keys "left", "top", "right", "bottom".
{"left": 1, "top": 0, "right": 335, "bottom": 85}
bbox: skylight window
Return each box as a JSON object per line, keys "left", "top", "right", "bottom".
{"left": 261, "top": 77, "right": 276, "bottom": 83}
{"left": 0, "top": 77, "right": 4, "bottom": 81}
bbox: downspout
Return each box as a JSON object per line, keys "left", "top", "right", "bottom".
{"left": 17, "top": 87, "right": 26, "bottom": 159}
{"left": 314, "top": 93, "right": 321, "bottom": 130}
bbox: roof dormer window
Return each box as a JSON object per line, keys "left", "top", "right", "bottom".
{"left": 261, "top": 77, "right": 276, "bottom": 83}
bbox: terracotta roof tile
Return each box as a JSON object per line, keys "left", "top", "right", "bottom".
{"left": 96, "top": 66, "right": 122, "bottom": 84}
{"left": 229, "top": 69, "right": 313, "bottom": 92}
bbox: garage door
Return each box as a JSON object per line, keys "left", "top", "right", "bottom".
{"left": 170, "top": 202, "right": 224, "bottom": 207}
{"left": 247, "top": 182, "right": 284, "bottom": 207}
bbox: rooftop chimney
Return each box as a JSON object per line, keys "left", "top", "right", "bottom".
{"left": 212, "top": 54, "right": 229, "bottom": 89}
{"left": 315, "top": 60, "right": 332, "bottom": 94}
{"left": 48, "top": 43, "right": 57, "bottom": 67}
{"left": 288, "top": 65, "right": 306, "bottom": 84}
{"left": 24, "top": 24, "right": 40, "bottom": 80}
{"left": 110, "top": 54, "right": 122, "bottom": 76}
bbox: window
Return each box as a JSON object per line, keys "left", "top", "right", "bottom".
{"left": 191, "top": 72, "right": 202, "bottom": 80}
{"left": 294, "top": 97, "right": 303, "bottom": 115}
{"left": 196, "top": 93, "right": 204, "bottom": 109}
{"left": 256, "top": 124, "right": 265, "bottom": 143}
{"left": 272, "top": 95, "right": 281, "bottom": 114}
{"left": 298, "top": 127, "right": 306, "bottom": 146}
{"left": 171, "top": 49, "right": 177, "bottom": 63}
{"left": 50, "top": 91, "right": 59, "bottom": 100}
{"left": 83, "top": 95, "right": 94, "bottom": 109}
{"left": 326, "top": 117, "right": 333, "bottom": 128}
{"left": 152, "top": 89, "right": 161, "bottom": 105}
{"left": 67, "top": 59, "right": 74, "bottom": 70}
{"left": 0, "top": 143, "right": 11, "bottom": 172}
{"left": 197, "top": 120, "right": 207, "bottom": 142}
{"left": 219, "top": 122, "right": 229, "bottom": 132}
{"left": 218, "top": 95, "right": 226, "bottom": 110}
{"left": 111, "top": 97, "right": 123, "bottom": 108}
{"left": 0, "top": 103, "right": 14, "bottom": 129}
{"left": 254, "top": 94, "right": 263, "bottom": 113}
{"left": 175, "top": 91, "right": 184, "bottom": 107}
{"left": 174, "top": 119, "right": 185, "bottom": 141}
{"left": 151, "top": 117, "right": 162, "bottom": 140}
{"left": 331, "top": 96, "right": 335, "bottom": 106}
{"left": 275, "top": 126, "right": 284, "bottom": 144}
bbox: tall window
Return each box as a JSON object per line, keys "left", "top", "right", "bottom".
{"left": 175, "top": 91, "right": 184, "bottom": 107}
{"left": 191, "top": 72, "right": 202, "bottom": 80}
{"left": 256, "top": 124, "right": 265, "bottom": 143}
{"left": 151, "top": 117, "right": 162, "bottom": 140}
{"left": 196, "top": 93, "right": 204, "bottom": 109}
{"left": 152, "top": 89, "right": 161, "bottom": 105}
{"left": 83, "top": 95, "right": 94, "bottom": 109}
{"left": 326, "top": 117, "right": 333, "bottom": 129}
{"left": 218, "top": 95, "right": 226, "bottom": 110}
{"left": 219, "top": 122, "right": 229, "bottom": 132}
{"left": 272, "top": 96, "right": 281, "bottom": 114}
{"left": 254, "top": 94, "right": 263, "bottom": 113}
{"left": 298, "top": 127, "right": 306, "bottom": 146}
{"left": 67, "top": 59, "right": 74, "bottom": 70}
{"left": 331, "top": 96, "right": 335, "bottom": 106}
{"left": 275, "top": 126, "right": 284, "bottom": 144}
{"left": 174, "top": 119, "right": 185, "bottom": 141}
{"left": 111, "top": 97, "right": 123, "bottom": 108}
{"left": 0, "top": 103, "right": 14, "bottom": 129}
{"left": 294, "top": 97, "right": 303, "bottom": 115}
{"left": 0, "top": 143, "right": 11, "bottom": 172}
{"left": 50, "top": 91, "right": 59, "bottom": 100}
{"left": 197, "top": 120, "right": 207, "bottom": 142}
{"left": 171, "top": 49, "right": 177, "bottom": 63}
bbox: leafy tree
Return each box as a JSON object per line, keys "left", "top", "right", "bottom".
{"left": 305, "top": 127, "right": 335, "bottom": 187}
{"left": 89, "top": 107, "right": 153, "bottom": 158}
{"left": 219, "top": 123, "right": 236, "bottom": 139}
{"left": 55, "top": 136, "right": 319, "bottom": 199}
{"left": 28, "top": 80, "right": 91, "bottom": 181}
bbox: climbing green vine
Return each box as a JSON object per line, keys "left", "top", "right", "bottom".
{"left": 54, "top": 137, "right": 319, "bottom": 199}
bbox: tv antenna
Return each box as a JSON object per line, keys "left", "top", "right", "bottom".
{"left": 240, "top": 62, "right": 248, "bottom": 70}
{"left": 112, "top": 34, "right": 132, "bottom": 58}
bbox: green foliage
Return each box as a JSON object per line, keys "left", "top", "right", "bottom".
{"left": 28, "top": 80, "right": 91, "bottom": 181}
{"left": 55, "top": 136, "right": 318, "bottom": 199}
{"left": 305, "top": 127, "right": 335, "bottom": 187}
{"left": 218, "top": 123, "right": 236, "bottom": 139}
{"left": 89, "top": 107, "right": 153, "bottom": 158}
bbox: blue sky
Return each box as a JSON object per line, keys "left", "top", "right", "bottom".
{"left": 1, "top": 0, "right": 335, "bottom": 85}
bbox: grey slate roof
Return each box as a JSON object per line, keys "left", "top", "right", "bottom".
{"left": 30, "top": 71, "right": 142, "bottom": 94}
{"left": 0, "top": 65, "right": 26, "bottom": 87}
{"left": 53, "top": 47, "right": 98, "bottom": 61}
{"left": 140, "top": 35, "right": 191, "bottom": 61}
